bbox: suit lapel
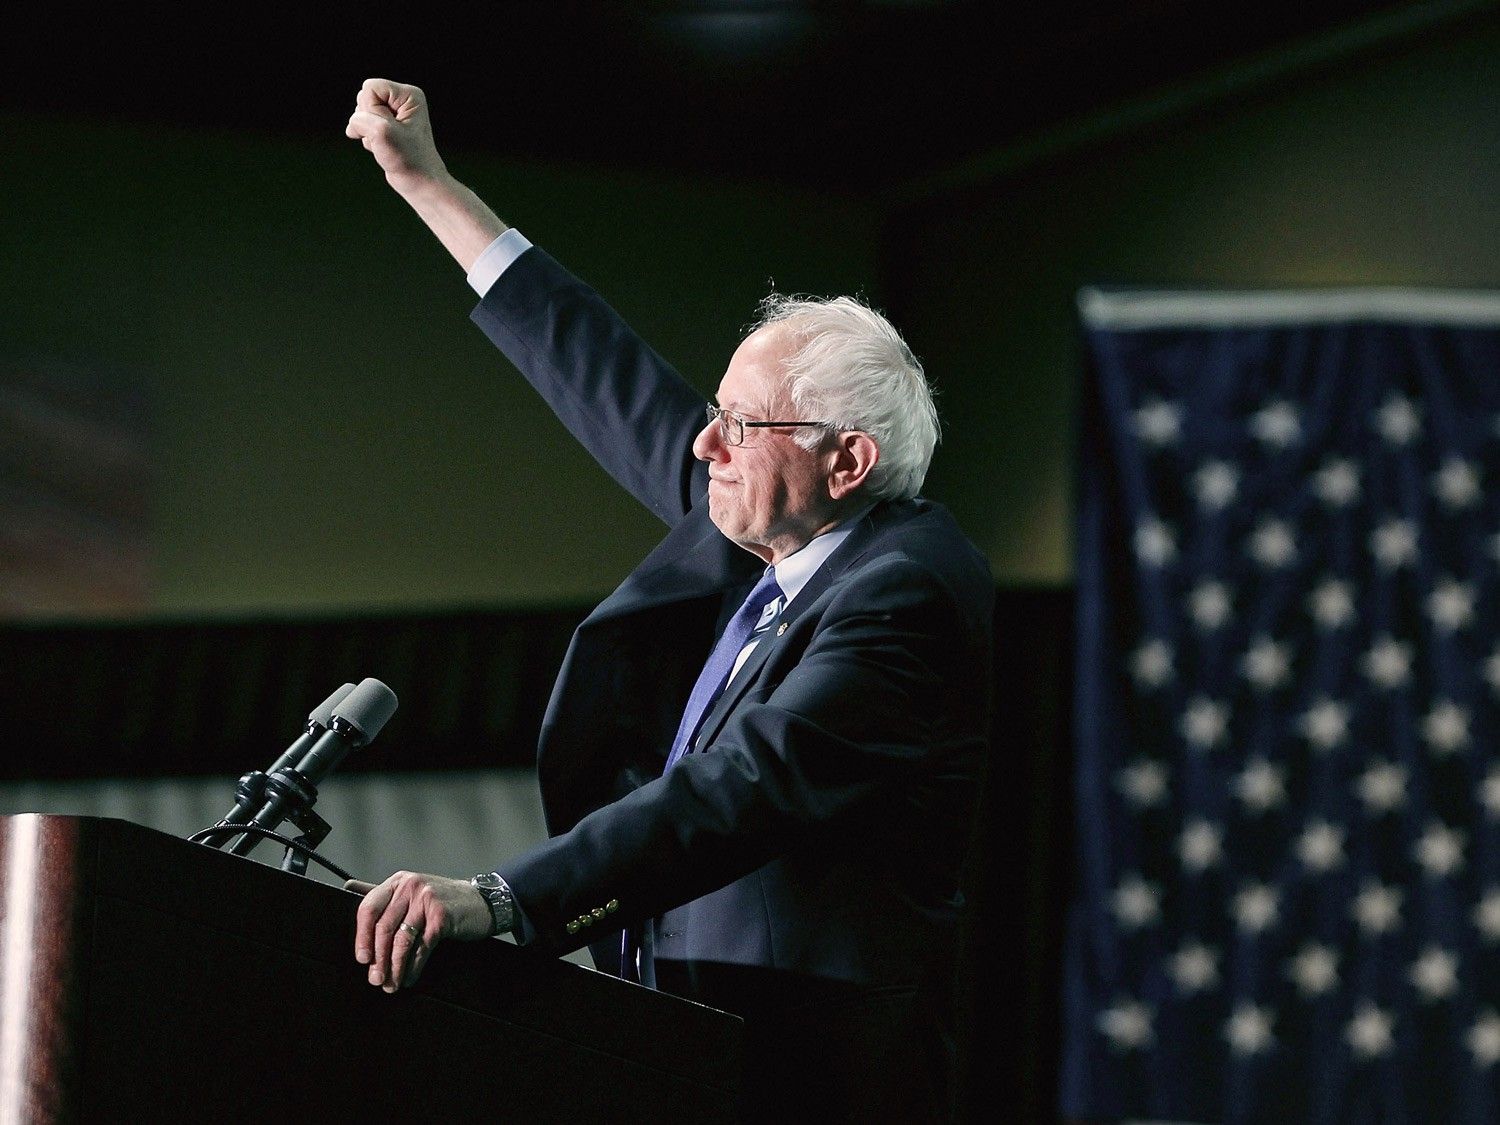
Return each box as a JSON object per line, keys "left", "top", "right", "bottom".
{"left": 690, "top": 504, "right": 891, "bottom": 751}
{"left": 537, "top": 504, "right": 754, "bottom": 815}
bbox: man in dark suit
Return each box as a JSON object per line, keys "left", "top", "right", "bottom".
{"left": 345, "top": 79, "right": 993, "bottom": 1120}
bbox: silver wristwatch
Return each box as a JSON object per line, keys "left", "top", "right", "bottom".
{"left": 471, "top": 871, "right": 519, "bottom": 937}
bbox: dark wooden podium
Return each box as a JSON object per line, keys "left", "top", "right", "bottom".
{"left": 0, "top": 814, "right": 740, "bottom": 1123}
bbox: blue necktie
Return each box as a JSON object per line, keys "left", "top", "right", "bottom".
{"left": 621, "top": 569, "right": 783, "bottom": 982}
{"left": 662, "top": 569, "right": 783, "bottom": 772}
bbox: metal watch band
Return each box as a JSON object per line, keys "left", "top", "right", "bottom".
{"left": 471, "top": 871, "right": 518, "bottom": 937}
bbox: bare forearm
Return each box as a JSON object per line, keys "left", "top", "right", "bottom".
{"left": 346, "top": 79, "right": 509, "bottom": 273}
{"left": 391, "top": 170, "right": 509, "bottom": 273}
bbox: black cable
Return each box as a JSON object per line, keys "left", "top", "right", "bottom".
{"left": 186, "top": 824, "right": 356, "bottom": 882}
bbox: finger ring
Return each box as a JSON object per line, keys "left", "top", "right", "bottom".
{"left": 398, "top": 922, "right": 423, "bottom": 944}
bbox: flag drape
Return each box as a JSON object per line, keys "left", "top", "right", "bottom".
{"left": 1065, "top": 288, "right": 1500, "bottom": 1123}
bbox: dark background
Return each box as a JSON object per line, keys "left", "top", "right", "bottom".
{"left": 4, "top": 1, "right": 1437, "bottom": 194}
{"left": 6, "top": 1, "right": 1496, "bottom": 615}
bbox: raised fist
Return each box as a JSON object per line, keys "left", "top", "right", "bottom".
{"left": 345, "top": 78, "right": 446, "bottom": 190}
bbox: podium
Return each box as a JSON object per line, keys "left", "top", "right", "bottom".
{"left": 0, "top": 814, "right": 740, "bottom": 1122}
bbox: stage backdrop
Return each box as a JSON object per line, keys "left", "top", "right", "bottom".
{"left": 1067, "top": 289, "right": 1500, "bottom": 1123}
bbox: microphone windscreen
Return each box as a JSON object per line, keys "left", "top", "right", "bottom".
{"left": 308, "top": 683, "right": 357, "bottom": 728}
{"left": 332, "top": 678, "right": 399, "bottom": 742}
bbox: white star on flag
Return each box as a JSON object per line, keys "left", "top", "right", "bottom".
{"left": 1097, "top": 999, "right": 1154, "bottom": 1051}
{"left": 1355, "top": 762, "right": 1407, "bottom": 815}
{"left": 1414, "top": 822, "right": 1465, "bottom": 878}
{"left": 1420, "top": 699, "right": 1470, "bottom": 756}
{"left": 1248, "top": 518, "right": 1297, "bottom": 568}
{"left": 1178, "top": 819, "right": 1224, "bottom": 874}
{"left": 1476, "top": 889, "right": 1500, "bottom": 942}
{"left": 1129, "top": 638, "right": 1174, "bottom": 689}
{"left": 1111, "top": 874, "right": 1162, "bottom": 930}
{"left": 1297, "top": 697, "right": 1350, "bottom": 752}
{"left": 1374, "top": 393, "right": 1422, "bottom": 445}
{"left": 1241, "top": 636, "right": 1291, "bottom": 691}
{"left": 1308, "top": 578, "right": 1356, "bottom": 630}
{"left": 1287, "top": 943, "right": 1340, "bottom": 997}
{"left": 1115, "top": 759, "right": 1170, "bottom": 809}
{"left": 1312, "top": 457, "right": 1361, "bottom": 506}
{"left": 1360, "top": 636, "right": 1412, "bottom": 690}
{"left": 1225, "top": 1004, "right": 1276, "bottom": 1056}
{"left": 1181, "top": 697, "right": 1229, "bottom": 751}
{"left": 1426, "top": 578, "right": 1475, "bottom": 632}
{"left": 1346, "top": 1002, "right": 1395, "bottom": 1058}
{"left": 1469, "top": 1011, "right": 1500, "bottom": 1069}
{"left": 1135, "top": 517, "right": 1177, "bottom": 567}
{"left": 1481, "top": 767, "right": 1500, "bottom": 818}
{"left": 1432, "top": 457, "right": 1481, "bottom": 509}
{"left": 1168, "top": 941, "right": 1220, "bottom": 993}
{"left": 1370, "top": 518, "right": 1419, "bottom": 570}
{"left": 1409, "top": 946, "right": 1460, "bottom": 1002}
{"left": 1233, "top": 882, "right": 1280, "bottom": 935}
{"left": 1187, "top": 580, "right": 1233, "bottom": 631}
{"left": 1351, "top": 881, "right": 1403, "bottom": 936}
{"left": 1250, "top": 399, "right": 1302, "bottom": 449}
{"left": 1132, "top": 398, "right": 1183, "bottom": 447}
{"left": 1296, "top": 820, "right": 1346, "bottom": 873}
{"left": 1234, "top": 757, "right": 1288, "bottom": 814}
{"left": 1192, "top": 460, "right": 1239, "bottom": 510}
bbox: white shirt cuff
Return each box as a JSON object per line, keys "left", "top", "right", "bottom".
{"left": 466, "top": 229, "right": 534, "bottom": 297}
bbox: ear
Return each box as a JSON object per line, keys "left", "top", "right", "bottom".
{"left": 826, "top": 431, "right": 879, "bottom": 500}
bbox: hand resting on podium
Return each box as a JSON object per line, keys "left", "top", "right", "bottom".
{"left": 345, "top": 872, "right": 493, "bottom": 993}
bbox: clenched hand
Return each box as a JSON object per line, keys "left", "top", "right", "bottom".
{"left": 345, "top": 79, "right": 446, "bottom": 193}
{"left": 343, "top": 77, "right": 508, "bottom": 272}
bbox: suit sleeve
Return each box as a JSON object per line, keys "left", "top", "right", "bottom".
{"left": 497, "top": 554, "right": 991, "bottom": 951}
{"left": 469, "top": 246, "right": 709, "bottom": 527}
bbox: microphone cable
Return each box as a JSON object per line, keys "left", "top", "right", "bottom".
{"left": 187, "top": 824, "right": 356, "bottom": 882}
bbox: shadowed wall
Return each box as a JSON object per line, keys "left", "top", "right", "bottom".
{"left": 1, "top": 113, "right": 880, "bottom": 617}
{"left": 892, "top": 18, "right": 1500, "bottom": 584}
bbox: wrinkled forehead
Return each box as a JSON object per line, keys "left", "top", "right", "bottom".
{"left": 716, "top": 324, "right": 797, "bottom": 413}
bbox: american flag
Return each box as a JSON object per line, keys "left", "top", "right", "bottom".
{"left": 1063, "top": 289, "right": 1500, "bottom": 1124}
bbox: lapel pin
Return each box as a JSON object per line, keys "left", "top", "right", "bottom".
{"left": 776, "top": 622, "right": 788, "bottom": 637}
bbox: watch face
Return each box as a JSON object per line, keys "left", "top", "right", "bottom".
{"left": 475, "top": 872, "right": 502, "bottom": 890}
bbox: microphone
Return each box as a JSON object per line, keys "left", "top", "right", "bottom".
{"left": 268, "top": 683, "right": 358, "bottom": 776}
{"left": 208, "top": 682, "right": 357, "bottom": 839}
{"left": 294, "top": 677, "right": 399, "bottom": 785}
{"left": 228, "top": 678, "right": 398, "bottom": 857}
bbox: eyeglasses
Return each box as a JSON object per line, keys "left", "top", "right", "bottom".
{"left": 705, "top": 404, "right": 831, "bottom": 447}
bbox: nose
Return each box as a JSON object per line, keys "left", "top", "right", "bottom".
{"left": 693, "top": 414, "right": 726, "bottom": 462}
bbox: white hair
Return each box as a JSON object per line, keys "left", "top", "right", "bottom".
{"left": 753, "top": 293, "right": 940, "bottom": 501}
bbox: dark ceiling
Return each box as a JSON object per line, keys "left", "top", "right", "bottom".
{"left": 5, "top": 1, "right": 1469, "bottom": 195}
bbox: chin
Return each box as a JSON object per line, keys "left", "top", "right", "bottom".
{"left": 710, "top": 512, "right": 749, "bottom": 543}
{"left": 708, "top": 509, "right": 767, "bottom": 556}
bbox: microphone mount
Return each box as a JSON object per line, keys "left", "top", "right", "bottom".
{"left": 196, "top": 678, "right": 397, "bottom": 876}
{"left": 254, "top": 765, "right": 330, "bottom": 876}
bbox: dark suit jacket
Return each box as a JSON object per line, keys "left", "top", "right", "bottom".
{"left": 472, "top": 247, "right": 993, "bottom": 1120}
